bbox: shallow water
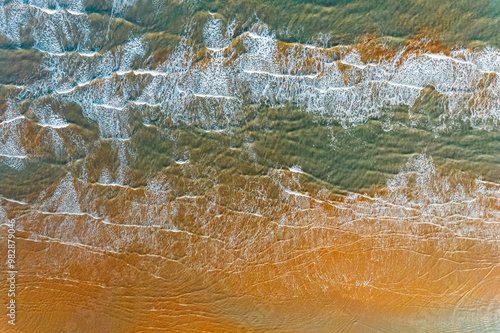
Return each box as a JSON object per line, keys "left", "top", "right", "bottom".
{"left": 1, "top": 1, "right": 500, "bottom": 332}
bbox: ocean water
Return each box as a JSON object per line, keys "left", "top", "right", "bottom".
{"left": 1, "top": 1, "right": 500, "bottom": 332}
